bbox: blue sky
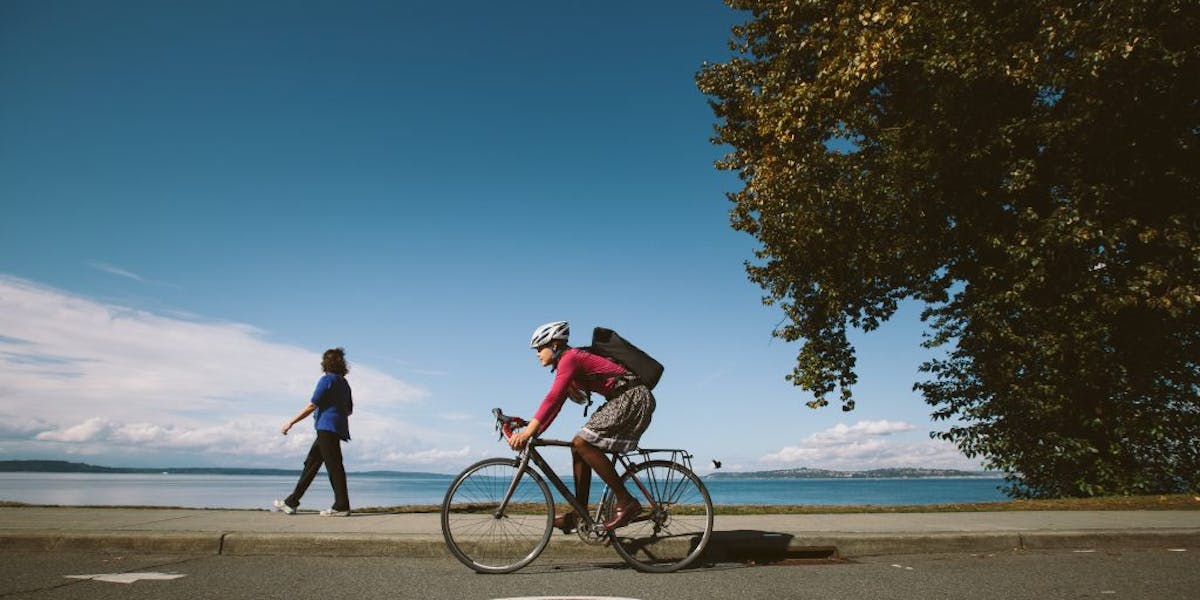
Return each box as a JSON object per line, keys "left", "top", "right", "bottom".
{"left": 0, "top": 0, "right": 982, "bottom": 475}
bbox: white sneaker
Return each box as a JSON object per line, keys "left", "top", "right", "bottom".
{"left": 319, "top": 508, "right": 351, "bottom": 517}
{"left": 273, "top": 499, "right": 297, "bottom": 515}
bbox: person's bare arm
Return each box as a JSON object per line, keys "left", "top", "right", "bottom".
{"left": 281, "top": 404, "right": 315, "bottom": 435}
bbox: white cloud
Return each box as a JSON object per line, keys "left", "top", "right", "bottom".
{"left": 88, "top": 261, "right": 145, "bottom": 282}
{"left": 0, "top": 275, "right": 467, "bottom": 470}
{"left": 761, "top": 419, "right": 979, "bottom": 471}
{"left": 809, "top": 420, "right": 915, "bottom": 442}
{"left": 379, "top": 446, "right": 472, "bottom": 465}
{"left": 35, "top": 417, "right": 113, "bottom": 443}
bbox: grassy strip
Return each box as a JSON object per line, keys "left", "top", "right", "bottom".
{"left": 371, "top": 494, "right": 1200, "bottom": 515}
{"left": 704, "top": 494, "right": 1200, "bottom": 515}
{"left": 4, "top": 494, "right": 1197, "bottom": 514}
{"left": 0, "top": 501, "right": 262, "bottom": 511}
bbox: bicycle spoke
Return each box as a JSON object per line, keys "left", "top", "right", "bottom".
{"left": 608, "top": 460, "right": 713, "bottom": 572}
{"left": 441, "top": 458, "right": 553, "bottom": 573}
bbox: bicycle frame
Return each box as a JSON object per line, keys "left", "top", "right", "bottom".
{"left": 496, "top": 439, "right": 599, "bottom": 529}
{"left": 495, "top": 438, "right": 696, "bottom": 531}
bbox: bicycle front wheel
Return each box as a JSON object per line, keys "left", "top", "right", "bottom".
{"left": 440, "top": 457, "right": 553, "bottom": 573}
{"left": 603, "top": 459, "right": 713, "bottom": 572}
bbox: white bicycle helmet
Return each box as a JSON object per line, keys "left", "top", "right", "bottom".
{"left": 530, "top": 321, "right": 570, "bottom": 348}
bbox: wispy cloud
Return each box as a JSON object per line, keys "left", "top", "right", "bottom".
{"left": 0, "top": 275, "right": 471, "bottom": 470}
{"left": 88, "top": 261, "right": 145, "bottom": 282}
{"left": 760, "top": 420, "right": 979, "bottom": 471}
{"left": 379, "top": 446, "right": 472, "bottom": 465}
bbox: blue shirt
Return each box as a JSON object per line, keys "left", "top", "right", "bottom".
{"left": 311, "top": 373, "right": 352, "bottom": 441}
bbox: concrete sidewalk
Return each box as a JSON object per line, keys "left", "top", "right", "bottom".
{"left": 1, "top": 506, "right": 1198, "bottom": 561}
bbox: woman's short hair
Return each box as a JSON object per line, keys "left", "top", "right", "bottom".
{"left": 322, "top": 347, "right": 349, "bottom": 375}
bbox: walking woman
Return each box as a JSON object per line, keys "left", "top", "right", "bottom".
{"left": 274, "top": 347, "right": 353, "bottom": 516}
{"left": 507, "top": 321, "right": 655, "bottom": 532}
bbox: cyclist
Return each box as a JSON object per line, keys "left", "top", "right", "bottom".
{"left": 508, "top": 321, "right": 655, "bottom": 533}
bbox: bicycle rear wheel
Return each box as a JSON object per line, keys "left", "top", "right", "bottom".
{"left": 440, "top": 457, "right": 553, "bottom": 573}
{"left": 603, "top": 459, "right": 713, "bottom": 572}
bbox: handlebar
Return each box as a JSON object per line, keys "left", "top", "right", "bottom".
{"left": 492, "top": 408, "right": 528, "bottom": 441}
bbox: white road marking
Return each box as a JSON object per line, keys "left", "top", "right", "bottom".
{"left": 66, "top": 572, "right": 187, "bottom": 584}
{"left": 492, "top": 597, "right": 645, "bottom": 600}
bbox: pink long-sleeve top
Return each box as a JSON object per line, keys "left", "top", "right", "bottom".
{"left": 532, "top": 348, "right": 628, "bottom": 433}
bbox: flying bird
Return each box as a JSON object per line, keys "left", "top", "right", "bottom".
{"left": 712, "top": 459, "right": 722, "bottom": 470}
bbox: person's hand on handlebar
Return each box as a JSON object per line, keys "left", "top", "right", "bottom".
{"left": 507, "top": 417, "right": 541, "bottom": 451}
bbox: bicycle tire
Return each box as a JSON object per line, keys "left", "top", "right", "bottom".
{"left": 602, "top": 459, "right": 713, "bottom": 572}
{"left": 440, "top": 457, "right": 554, "bottom": 573}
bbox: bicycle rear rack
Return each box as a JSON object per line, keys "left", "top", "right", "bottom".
{"left": 626, "top": 448, "right": 695, "bottom": 472}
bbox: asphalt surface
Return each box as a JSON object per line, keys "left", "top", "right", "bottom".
{"left": 8, "top": 550, "right": 1200, "bottom": 600}
{"left": 1, "top": 506, "right": 1198, "bottom": 561}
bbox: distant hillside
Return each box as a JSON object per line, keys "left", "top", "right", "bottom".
{"left": 0, "top": 460, "right": 300, "bottom": 475}
{"left": 1, "top": 460, "right": 128, "bottom": 473}
{"left": 0, "top": 460, "right": 449, "bottom": 478}
{"left": 706, "top": 467, "right": 999, "bottom": 479}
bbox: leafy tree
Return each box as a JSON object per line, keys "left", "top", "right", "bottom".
{"left": 696, "top": 0, "right": 1199, "bottom": 497}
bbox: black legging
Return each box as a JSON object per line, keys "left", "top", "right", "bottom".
{"left": 285, "top": 430, "right": 350, "bottom": 511}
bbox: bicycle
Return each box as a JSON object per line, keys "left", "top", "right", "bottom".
{"left": 440, "top": 408, "right": 713, "bottom": 573}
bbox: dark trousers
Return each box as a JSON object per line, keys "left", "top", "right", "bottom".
{"left": 285, "top": 430, "right": 350, "bottom": 511}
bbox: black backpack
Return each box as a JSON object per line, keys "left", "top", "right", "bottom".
{"left": 583, "top": 327, "right": 664, "bottom": 390}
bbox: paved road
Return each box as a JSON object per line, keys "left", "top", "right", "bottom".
{"left": 3, "top": 548, "right": 1197, "bottom": 600}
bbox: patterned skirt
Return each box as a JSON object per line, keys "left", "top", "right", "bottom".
{"left": 576, "top": 384, "right": 655, "bottom": 453}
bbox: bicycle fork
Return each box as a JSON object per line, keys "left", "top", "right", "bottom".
{"left": 493, "top": 450, "right": 535, "bottom": 519}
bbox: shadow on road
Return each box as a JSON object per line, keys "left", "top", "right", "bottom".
{"left": 701, "top": 530, "right": 844, "bottom": 566}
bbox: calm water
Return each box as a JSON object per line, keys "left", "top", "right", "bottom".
{"left": 0, "top": 472, "right": 1007, "bottom": 510}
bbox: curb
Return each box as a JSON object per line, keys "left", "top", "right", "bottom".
{"left": 221, "top": 533, "right": 450, "bottom": 558}
{"left": 2, "top": 529, "right": 1197, "bottom": 561}
{"left": 0, "top": 532, "right": 222, "bottom": 555}
{"left": 1019, "top": 530, "right": 1200, "bottom": 551}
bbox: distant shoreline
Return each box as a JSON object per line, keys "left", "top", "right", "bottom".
{"left": 706, "top": 467, "right": 1002, "bottom": 480}
{"left": 0, "top": 460, "right": 451, "bottom": 479}
{"left": 2, "top": 460, "right": 999, "bottom": 480}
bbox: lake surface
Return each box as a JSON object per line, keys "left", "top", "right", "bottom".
{"left": 0, "top": 472, "right": 1008, "bottom": 510}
